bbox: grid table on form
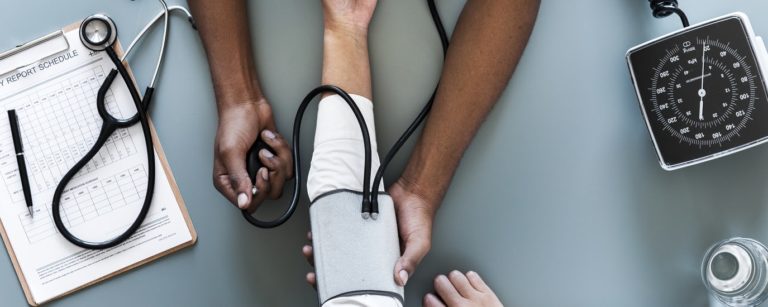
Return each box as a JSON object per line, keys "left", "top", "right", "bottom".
{"left": 17, "top": 165, "right": 148, "bottom": 244}
{"left": 0, "top": 66, "right": 138, "bottom": 203}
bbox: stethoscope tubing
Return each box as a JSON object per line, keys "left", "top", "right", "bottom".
{"left": 121, "top": 5, "right": 195, "bottom": 89}
{"left": 51, "top": 47, "right": 156, "bottom": 249}
{"left": 49, "top": 0, "right": 185, "bottom": 249}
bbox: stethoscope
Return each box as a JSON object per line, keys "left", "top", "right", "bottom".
{"left": 50, "top": 1, "right": 195, "bottom": 249}
{"left": 241, "top": 0, "right": 449, "bottom": 228}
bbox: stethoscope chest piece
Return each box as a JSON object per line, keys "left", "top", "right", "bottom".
{"left": 81, "top": 14, "right": 117, "bottom": 51}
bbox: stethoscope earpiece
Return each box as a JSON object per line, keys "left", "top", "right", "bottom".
{"left": 80, "top": 14, "right": 118, "bottom": 51}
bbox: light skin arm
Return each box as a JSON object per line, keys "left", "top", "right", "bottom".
{"left": 391, "top": 0, "right": 541, "bottom": 286}
{"left": 321, "top": 1, "right": 376, "bottom": 99}
{"left": 188, "top": 0, "right": 293, "bottom": 211}
{"left": 301, "top": 0, "right": 378, "bottom": 287}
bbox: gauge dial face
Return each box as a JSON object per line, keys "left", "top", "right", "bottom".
{"left": 628, "top": 15, "right": 768, "bottom": 169}
{"left": 652, "top": 38, "right": 755, "bottom": 146}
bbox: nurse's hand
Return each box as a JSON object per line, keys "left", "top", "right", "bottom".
{"left": 390, "top": 179, "right": 437, "bottom": 287}
{"left": 213, "top": 99, "right": 293, "bottom": 211}
{"left": 300, "top": 182, "right": 438, "bottom": 289}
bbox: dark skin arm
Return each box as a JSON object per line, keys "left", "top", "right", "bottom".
{"left": 188, "top": 0, "right": 293, "bottom": 211}
{"left": 390, "top": 0, "right": 541, "bottom": 286}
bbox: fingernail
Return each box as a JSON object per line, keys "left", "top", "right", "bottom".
{"left": 261, "top": 168, "right": 269, "bottom": 181}
{"left": 261, "top": 149, "right": 274, "bottom": 158}
{"left": 399, "top": 270, "right": 409, "bottom": 286}
{"left": 263, "top": 130, "right": 276, "bottom": 140}
{"left": 251, "top": 186, "right": 258, "bottom": 195}
{"left": 237, "top": 193, "right": 248, "bottom": 209}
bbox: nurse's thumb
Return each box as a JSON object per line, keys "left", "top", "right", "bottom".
{"left": 394, "top": 235, "right": 431, "bottom": 286}
{"left": 221, "top": 151, "right": 253, "bottom": 210}
{"left": 231, "top": 175, "right": 254, "bottom": 210}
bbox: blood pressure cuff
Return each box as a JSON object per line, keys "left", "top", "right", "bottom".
{"left": 310, "top": 190, "right": 404, "bottom": 305}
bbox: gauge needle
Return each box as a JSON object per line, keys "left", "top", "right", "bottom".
{"left": 698, "top": 44, "right": 707, "bottom": 121}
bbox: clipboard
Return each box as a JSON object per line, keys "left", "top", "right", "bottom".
{"left": 0, "top": 22, "right": 197, "bottom": 306}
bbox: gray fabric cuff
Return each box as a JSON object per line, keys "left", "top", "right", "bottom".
{"left": 310, "top": 191, "right": 404, "bottom": 305}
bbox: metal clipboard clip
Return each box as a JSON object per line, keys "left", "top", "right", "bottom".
{"left": 0, "top": 30, "right": 70, "bottom": 78}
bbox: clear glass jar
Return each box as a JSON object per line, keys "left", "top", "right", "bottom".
{"left": 702, "top": 237, "right": 768, "bottom": 306}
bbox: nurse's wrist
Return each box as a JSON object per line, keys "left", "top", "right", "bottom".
{"left": 213, "top": 67, "right": 266, "bottom": 110}
{"left": 397, "top": 169, "right": 446, "bottom": 211}
{"left": 399, "top": 150, "right": 455, "bottom": 208}
{"left": 215, "top": 88, "right": 268, "bottom": 111}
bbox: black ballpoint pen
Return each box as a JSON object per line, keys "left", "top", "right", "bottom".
{"left": 7, "top": 110, "right": 33, "bottom": 217}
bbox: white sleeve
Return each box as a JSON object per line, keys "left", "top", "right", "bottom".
{"left": 307, "top": 94, "right": 385, "bottom": 202}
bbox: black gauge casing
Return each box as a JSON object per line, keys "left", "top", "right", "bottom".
{"left": 628, "top": 13, "right": 768, "bottom": 170}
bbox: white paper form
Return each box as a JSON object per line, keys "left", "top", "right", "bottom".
{"left": 0, "top": 29, "right": 193, "bottom": 304}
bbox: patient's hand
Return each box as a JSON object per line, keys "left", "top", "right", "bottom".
{"left": 322, "top": 0, "right": 378, "bottom": 34}
{"left": 302, "top": 231, "right": 317, "bottom": 288}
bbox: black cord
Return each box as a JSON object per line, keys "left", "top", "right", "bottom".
{"left": 242, "top": 85, "right": 373, "bottom": 227}
{"left": 649, "top": 0, "right": 690, "bottom": 27}
{"left": 51, "top": 47, "right": 156, "bottom": 249}
{"left": 369, "top": 0, "right": 449, "bottom": 218}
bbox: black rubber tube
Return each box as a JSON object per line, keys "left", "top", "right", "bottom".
{"left": 51, "top": 47, "right": 156, "bottom": 249}
{"left": 242, "top": 85, "right": 373, "bottom": 227}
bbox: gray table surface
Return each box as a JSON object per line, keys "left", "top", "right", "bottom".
{"left": 3, "top": 0, "right": 768, "bottom": 306}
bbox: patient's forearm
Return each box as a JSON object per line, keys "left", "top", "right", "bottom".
{"left": 322, "top": 27, "right": 372, "bottom": 99}
{"left": 400, "top": 0, "right": 540, "bottom": 205}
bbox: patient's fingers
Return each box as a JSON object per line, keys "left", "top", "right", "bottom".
{"left": 303, "top": 232, "right": 314, "bottom": 266}
{"left": 302, "top": 244, "right": 315, "bottom": 267}
{"left": 434, "top": 275, "right": 463, "bottom": 305}
{"left": 306, "top": 272, "right": 317, "bottom": 288}
{"left": 431, "top": 271, "right": 504, "bottom": 307}
{"left": 466, "top": 271, "right": 491, "bottom": 292}
{"left": 302, "top": 230, "right": 317, "bottom": 289}
{"left": 448, "top": 271, "right": 475, "bottom": 298}
{"left": 423, "top": 293, "right": 447, "bottom": 307}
